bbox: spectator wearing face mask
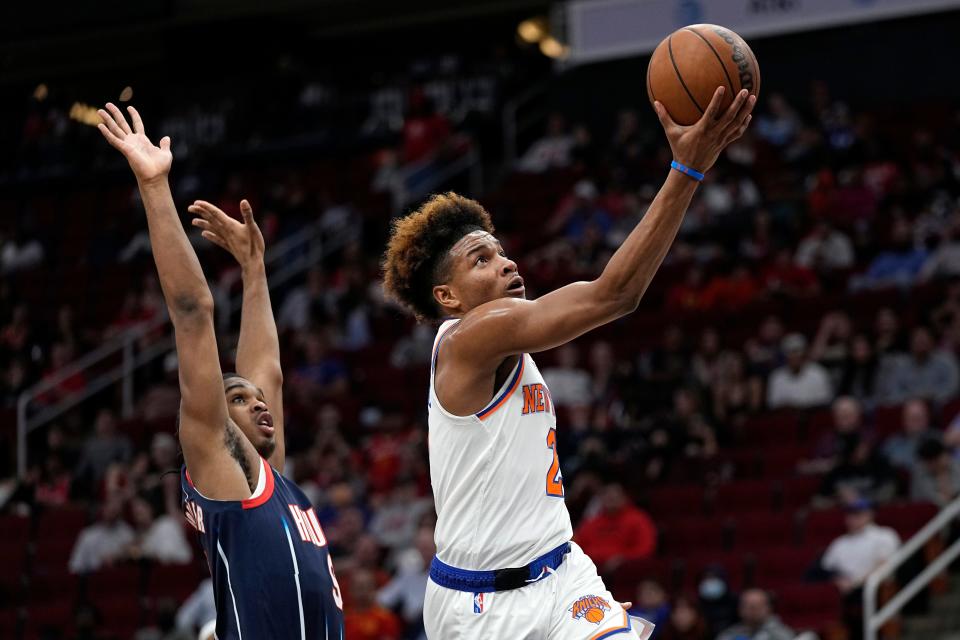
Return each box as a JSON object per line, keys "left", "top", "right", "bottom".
{"left": 716, "top": 589, "right": 794, "bottom": 640}
{"left": 696, "top": 567, "right": 738, "bottom": 637}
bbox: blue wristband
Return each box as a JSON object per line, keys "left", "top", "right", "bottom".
{"left": 670, "top": 160, "right": 705, "bottom": 182}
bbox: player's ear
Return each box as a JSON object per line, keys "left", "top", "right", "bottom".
{"left": 433, "top": 284, "right": 460, "bottom": 314}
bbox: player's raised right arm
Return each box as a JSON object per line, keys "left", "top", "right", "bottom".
{"left": 452, "top": 88, "right": 756, "bottom": 365}
{"left": 98, "top": 104, "right": 250, "bottom": 498}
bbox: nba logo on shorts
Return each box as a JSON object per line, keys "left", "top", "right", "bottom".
{"left": 473, "top": 592, "right": 484, "bottom": 614}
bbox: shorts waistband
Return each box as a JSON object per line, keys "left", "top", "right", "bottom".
{"left": 429, "top": 542, "right": 571, "bottom": 593}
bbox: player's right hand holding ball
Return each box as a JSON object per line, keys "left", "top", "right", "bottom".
{"left": 653, "top": 87, "right": 756, "bottom": 176}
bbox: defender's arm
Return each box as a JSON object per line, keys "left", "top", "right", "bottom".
{"left": 98, "top": 104, "right": 252, "bottom": 499}
{"left": 189, "top": 200, "right": 285, "bottom": 471}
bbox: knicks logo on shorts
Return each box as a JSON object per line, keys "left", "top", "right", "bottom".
{"left": 569, "top": 595, "right": 611, "bottom": 625}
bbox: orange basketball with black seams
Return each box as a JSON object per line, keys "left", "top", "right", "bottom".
{"left": 647, "top": 24, "right": 761, "bottom": 126}
{"left": 584, "top": 607, "right": 605, "bottom": 624}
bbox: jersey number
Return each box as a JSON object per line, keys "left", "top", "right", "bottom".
{"left": 546, "top": 428, "right": 564, "bottom": 497}
{"left": 328, "top": 555, "right": 343, "bottom": 610}
{"left": 289, "top": 505, "right": 343, "bottom": 610}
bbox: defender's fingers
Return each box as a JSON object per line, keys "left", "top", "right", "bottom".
{"left": 98, "top": 109, "right": 125, "bottom": 139}
{"left": 159, "top": 136, "right": 171, "bottom": 151}
{"left": 126, "top": 105, "right": 146, "bottom": 135}
{"left": 190, "top": 217, "right": 214, "bottom": 232}
{"left": 200, "top": 230, "right": 228, "bottom": 250}
{"left": 702, "top": 86, "right": 726, "bottom": 122}
{"left": 190, "top": 200, "right": 231, "bottom": 223}
{"left": 239, "top": 199, "right": 255, "bottom": 223}
{"left": 97, "top": 123, "right": 124, "bottom": 149}
{"left": 105, "top": 102, "right": 132, "bottom": 135}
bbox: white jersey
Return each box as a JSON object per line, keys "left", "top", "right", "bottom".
{"left": 428, "top": 319, "right": 573, "bottom": 570}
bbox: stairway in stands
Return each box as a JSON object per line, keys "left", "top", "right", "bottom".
{"left": 902, "top": 574, "right": 960, "bottom": 639}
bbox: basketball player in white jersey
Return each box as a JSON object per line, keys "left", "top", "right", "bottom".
{"left": 382, "top": 87, "right": 755, "bottom": 639}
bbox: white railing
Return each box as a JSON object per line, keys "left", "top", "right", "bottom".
{"left": 16, "top": 217, "right": 339, "bottom": 478}
{"left": 502, "top": 80, "right": 550, "bottom": 167}
{"left": 863, "top": 497, "right": 960, "bottom": 640}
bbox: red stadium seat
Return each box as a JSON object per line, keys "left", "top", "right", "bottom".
{"left": 805, "top": 408, "right": 835, "bottom": 443}
{"left": 22, "top": 601, "right": 74, "bottom": 639}
{"left": 30, "top": 536, "right": 76, "bottom": 580}
{"left": 85, "top": 565, "right": 143, "bottom": 597}
{"left": 35, "top": 505, "right": 89, "bottom": 543}
{"left": 772, "top": 583, "right": 843, "bottom": 633}
{"left": 779, "top": 475, "right": 823, "bottom": 509}
{"left": 147, "top": 562, "right": 205, "bottom": 603}
{"left": 804, "top": 508, "right": 846, "bottom": 548}
{"left": 941, "top": 398, "right": 960, "bottom": 424}
{"left": 874, "top": 404, "right": 905, "bottom": 440}
{"left": 0, "top": 609, "right": 17, "bottom": 638}
{"left": 0, "top": 545, "right": 28, "bottom": 607}
{"left": 722, "top": 447, "right": 763, "bottom": 479}
{"left": 0, "top": 514, "right": 30, "bottom": 545}
{"left": 758, "top": 446, "right": 808, "bottom": 480}
{"left": 659, "top": 516, "right": 731, "bottom": 553}
{"left": 27, "top": 570, "right": 79, "bottom": 605}
{"left": 738, "top": 410, "right": 801, "bottom": 445}
{"left": 876, "top": 502, "right": 938, "bottom": 540}
{"left": 732, "top": 512, "right": 800, "bottom": 550}
{"left": 645, "top": 485, "right": 706, "bottom": 518}
{"left": 750, "top": 546, "right": 821, "bottom": 588}
{"left": 715, "top": 480, "right": 775, "bottom": 514}
{"left": 90, "top": 593, "right": 144, "bottom": 638}
{"left": 610, "top": 556, "right": 682, "bottom": 595}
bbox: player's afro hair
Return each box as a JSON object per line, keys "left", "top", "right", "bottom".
{"left": 383, "top": 192, "right": 495, "bottom": 322}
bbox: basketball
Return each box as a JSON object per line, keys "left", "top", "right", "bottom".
{"left": 647, "top": 24, "right": 761, "bottom": 126}
{"left": 585, "top": 608, "right": 604, "bottom": 624}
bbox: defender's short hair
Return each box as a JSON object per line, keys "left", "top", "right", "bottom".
{"left": 382, "top": 192, "right": 494, "bottom": 321}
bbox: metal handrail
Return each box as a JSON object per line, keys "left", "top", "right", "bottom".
{"left": 16, "top": 216, "right": 333, "bottom": 478}
{"left": 863, "top": 497, "right": 960, "bottom": 640}
{"left": 502, "top": 80, "right": 550, "bottom": 166}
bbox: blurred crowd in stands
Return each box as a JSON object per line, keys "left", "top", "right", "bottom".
{"left": 2, "top": 43, "right": 960, "bottom": 640}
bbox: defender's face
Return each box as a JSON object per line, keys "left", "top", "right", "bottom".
{"left": 443, "top": 231, "right": 524, "bottom": 314}
{"left": 224, "top": 377, "right": 276, "bottom": 459}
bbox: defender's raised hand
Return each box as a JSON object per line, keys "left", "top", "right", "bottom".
{"left": 188, "top": 199, "right": 265, "bottom": 270}
{"left": 97, "top": 103, "right": 171, "bottom": 185}
{"left": 654, "top": 87, "right": 756, "bottom": 174}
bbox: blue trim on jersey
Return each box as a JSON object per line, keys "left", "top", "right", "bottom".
{"left": 475, "top": 355, "right": 524, "bottom": 419}
{"left": 429, "top": 542, "right": 570, "bottom": 593}
{"left": 594, "top": 627, "right": 633, "bottom": 639}
{"left": 431, "top": 320, "right": 460, "bottom": 373}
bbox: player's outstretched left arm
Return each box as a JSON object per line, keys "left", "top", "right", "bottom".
{"left": 97, "top": 104, "right": 254, "bottom": 500}
{"left": 447, "top": 88, "right": 755, "bottom": 369}
{"left": 189, "top": 199, "right": 286, "bottom": 471}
